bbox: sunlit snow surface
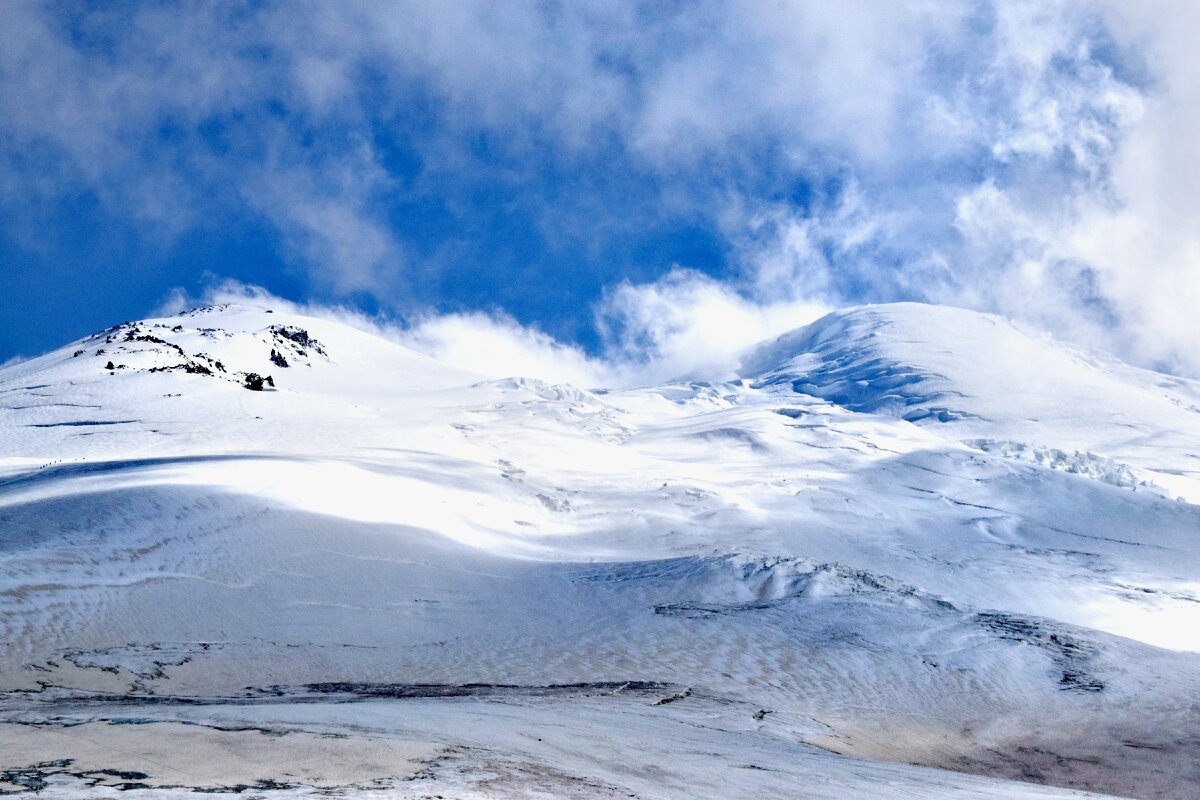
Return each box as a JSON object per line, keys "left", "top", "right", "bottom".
{"left": 1, "top": 303, "right": 1198, "bottom": 798}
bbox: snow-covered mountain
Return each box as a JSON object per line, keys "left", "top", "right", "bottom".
{"left": 1, "top": 301, "right": 1197, "bottom": 799}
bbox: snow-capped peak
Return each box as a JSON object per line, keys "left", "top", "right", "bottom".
{"left": 738, "top": 302, "right": 1200, "bottom": 501}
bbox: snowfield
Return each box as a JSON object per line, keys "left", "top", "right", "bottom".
{"left": 1, "top": 302, "right": 1198, "bottom": 798}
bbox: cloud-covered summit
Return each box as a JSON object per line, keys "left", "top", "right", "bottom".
{"left": 2, "top": 1, "right": 1197, "bottom": 375}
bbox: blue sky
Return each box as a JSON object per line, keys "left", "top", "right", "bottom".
{"left": 2, "top": 1, "right": 1198, "bottom": 378}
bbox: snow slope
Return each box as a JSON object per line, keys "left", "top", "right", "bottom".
{"left": 1, "top": 302, "right": 1198, "bottom": 799}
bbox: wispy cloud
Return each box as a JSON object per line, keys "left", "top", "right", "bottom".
{"left": 241, "top": 141, "right": 404, "bottom": 294}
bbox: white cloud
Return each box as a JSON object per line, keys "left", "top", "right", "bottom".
{"left": 598, "top": 269, "right": 828, "bottom": 384}
{"left": 241, "top": 142, "right": 404, "bottom": 294}
{"left": 400, "top": 311, "right": 619, "bottom": 387}
{"left": 5, "top": 1, "right": 1200, "bottom": 376}
{"left": 631, "top": 1, "right": 967, "bottom": 166}
{"left": 902, "top": 1, "right": 1200, "bottom": 375}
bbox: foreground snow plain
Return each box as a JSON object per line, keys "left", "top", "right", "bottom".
{"left": 1, "top": 302, "right": 1198, "bottom": 798}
